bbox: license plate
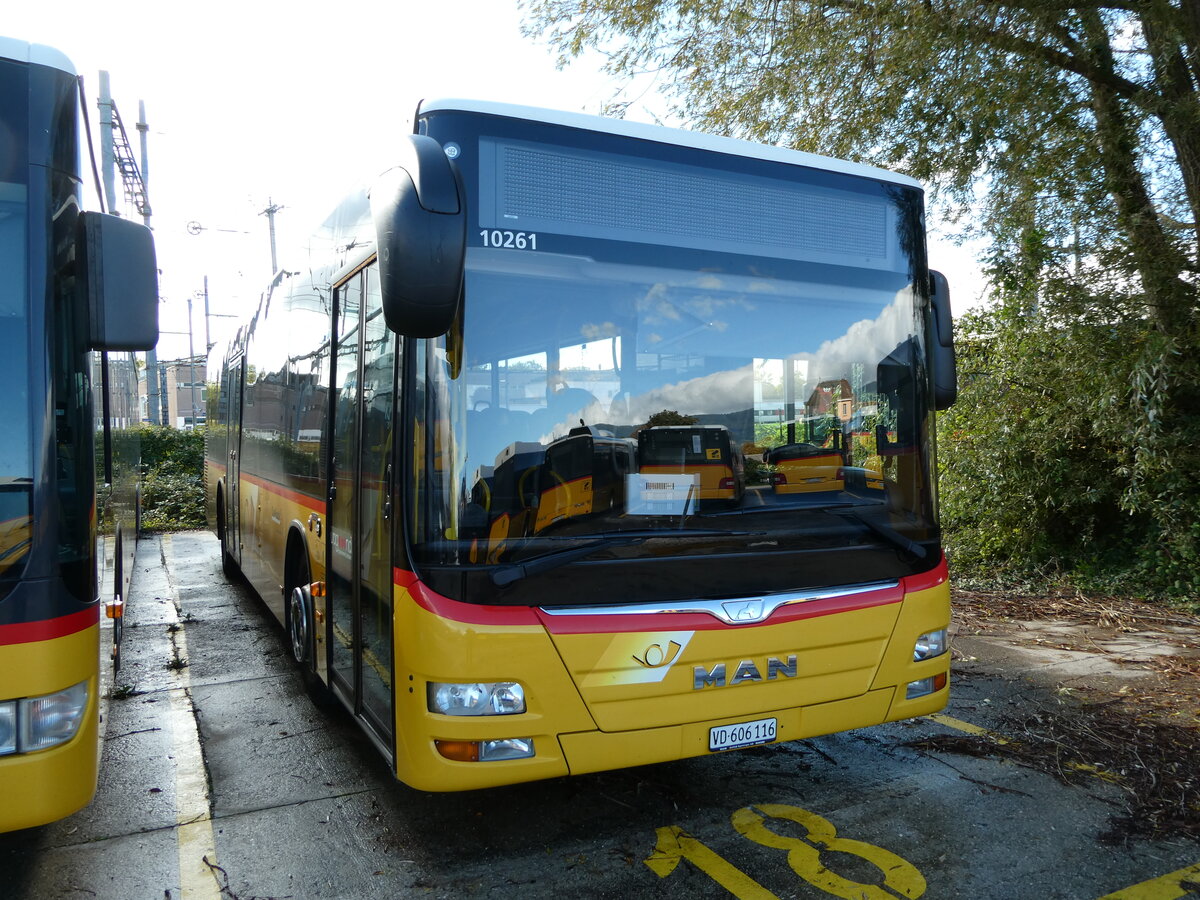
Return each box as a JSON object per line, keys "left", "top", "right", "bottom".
{"left": 709, "top": 717, "right": 778, "bottom": 752}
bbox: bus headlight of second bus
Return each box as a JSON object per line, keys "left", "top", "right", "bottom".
{"left": 0, "top": 681, "right": 89, "bottom": 756}
{"left": 428, "top": 681, "right": 526, "bottom": 716}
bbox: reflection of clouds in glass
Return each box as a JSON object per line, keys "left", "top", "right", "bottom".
{"left": 622, "top": 365, "right": 755, "bottom": 423}
{"left": 580, "top": 321, "right": 618, "bottom": 340}
{"left": 797, "top": 289, "right": 914, "bottom": 384}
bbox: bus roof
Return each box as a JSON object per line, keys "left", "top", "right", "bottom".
{"left": 0, "top": 37, "right": 75, "bottom": 75}
{"left": 419, "top": 98, "right": 922, "bottom": 190}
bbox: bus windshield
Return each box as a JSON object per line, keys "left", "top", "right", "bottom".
{"left": 0, "top": 73, "right": 33, "bottom": 581}
{"left": 410, "top": 112, "right": 936, "bottom": 604}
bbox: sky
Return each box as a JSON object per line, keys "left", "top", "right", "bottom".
{"left": 7, "top": 1, "right": 984, "bottom": 360}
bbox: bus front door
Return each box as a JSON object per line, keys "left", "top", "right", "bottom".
{"left": 225, "top": 358, "right": 244, "bottom": 571}
{"left": 327, "top": 267, "right": 396, "bottom": 755}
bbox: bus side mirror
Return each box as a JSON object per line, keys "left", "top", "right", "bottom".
{"left": 371, "top": 134, "right": 467, "bottom": 337}
{"left": 77, "top": 212, "right": 159, "bottom": 350}
{"left": 929, "top": 269, "right": 957, "bottom": 411}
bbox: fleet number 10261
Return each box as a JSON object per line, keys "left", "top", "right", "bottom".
{"left": 480, "top": 229, "right": 537, "bottom": 250}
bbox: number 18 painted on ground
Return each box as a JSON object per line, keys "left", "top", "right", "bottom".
{"left": 644, "top": 803, "right": 926, "bottom": 899}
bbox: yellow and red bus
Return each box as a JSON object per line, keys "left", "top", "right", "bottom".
{"left": 638, "top": 425, "right": 745, "bottom": 507}
{"left": 206, "top": 99, "right": 957, "bottom": 791}
{"left": 0, "top": 37, "right": 158, "bottom": 831}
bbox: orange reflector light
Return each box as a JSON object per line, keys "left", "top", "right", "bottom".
{"left": 435, "top": 740, "right": 481, "bottom": 762}
{"left": 934, "top": 672, "right": 948, "bottom": 692}
{"left": 105, "top": 598, "right": 124, "bottom": 619}
{"left": 310, "top": 581, "right": 326, "bottom": 598}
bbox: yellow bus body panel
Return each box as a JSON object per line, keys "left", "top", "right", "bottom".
{"left": 534, "top": 478, "right": 593, "bottom": 532}
{"left": 561, "top": 689, "right": 894, "bottom": 775}
{"left": 388, "top": 574, "right": 949, "bottom": 791}
{"left": 391, "top": 584, "right": 593, "bottom": 792}
{"left": 771, "top": 455, "right": 844, "bottom": 493}
{"left": 547, "top": 604, "right": 896, "bottom": 733}
{"left": 0, "top": 625, "right": 100, "bottom": 831}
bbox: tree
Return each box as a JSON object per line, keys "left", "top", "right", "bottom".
{"left": 522, "top": 1, "right": 1200, "bottom": 593}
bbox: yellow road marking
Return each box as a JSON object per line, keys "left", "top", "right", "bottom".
{"left": 646, "top": 825, "right": 781, "bottom": 899}
{"left": 163, "top": 535, "right": 221, "bottom": 900}
{"left": 925, "top": 713, "right": 1010, "bottom": 743}
{"left": 1096, "top": 861, "right": 1200, "bottom": 899}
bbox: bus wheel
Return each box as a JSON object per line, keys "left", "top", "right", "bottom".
{"left": 218, "top": 492, "right": 238, "bottom": 580}
{"left": 287, "top": 553, "right": 330, "bottom": 704}
{"left": 289, "top": 568, "right": 313, "bottom": 666}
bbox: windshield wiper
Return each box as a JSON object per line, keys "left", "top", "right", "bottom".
{"left": 829, "top": 508, "right": 929, "bottom": 560}
{"left": 491, "top": 536, "right": 645, "bottom": 587}
{"left": 489, "top": 528, "right": 760, "bottom": 587}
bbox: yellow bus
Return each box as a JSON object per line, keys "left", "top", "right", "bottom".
{"left": 0, "top": 37, "right": 158, "bottom": 831}
{"left": 638, "top": 425, "right": 745, "bottom": 507}
{"left": 206, "top": 99, "right": 957, "bottom": 791}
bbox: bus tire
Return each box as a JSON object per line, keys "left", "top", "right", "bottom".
{"left": 217, "top": 490, "right": 238, "bottom": 580}
{"left": 285, "top": 547, "right": 330, "bottom": 704}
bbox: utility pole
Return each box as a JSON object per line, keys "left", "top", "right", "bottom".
{"left": 260, "top": 198, "right": 282, "bottom": 274}
{"left": 202, "top": 275, "right": 211, "bottom": 353}
{"left": 137, "top": 98, "right": 161, "bottom": 426}
{"left": 99, "top": 73, "right": 161, "bottom": 424}
{"left": 97, "top": 72, "right": 118, "bottom": 213}
{"left": 186, "top": 295, "right": 199, "bottom": 430}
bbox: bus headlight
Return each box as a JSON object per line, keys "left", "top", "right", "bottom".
{"left": 428, "top": 681, "right": 526, "bottom": 716}
{"left": 0, "top": 701, "right": 16, "bottom": 755}
{"left": 913, "top": 629, "right": 947, "bottom": 661}
{"left": 19, "top": 681, "right": 89, "bottom": 752}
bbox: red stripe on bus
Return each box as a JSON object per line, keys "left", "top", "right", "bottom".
{"left": 394, "top": 568, "right": 541, "bottom": 626}
{"left": 240, "top": 473, "right": 327, "bottom": 515}
{"left": 395, "top": 556, "right": 948, "bottom": 634}
{"left": 533, "top": 583, "right": 906, "bottom": 634}
{"left": 0, "top": 606, "right": 98, "bottom": 646}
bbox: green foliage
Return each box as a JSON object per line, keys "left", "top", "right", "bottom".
{"left": 644, "top": 409, "right": 698, "bottom": 427}
{"left": 939, "top": 292, "right": 1200, "bottom": 597}
{"left": 137, "top": 426, "right": 206, "bottom": 532}
{"left": 137, "top": 425, "right": 204, "bottom": 476}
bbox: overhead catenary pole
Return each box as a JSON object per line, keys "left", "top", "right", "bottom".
{"left": 260, "top": 198, "right": 282, "bottom": 274}
{"left": 202, "top": 275, "right": 211, "bottom": 353}
{"left": 97, "top": 72, "right": 119, "bottom": 214}
{"left": 137, "top": 98, "right": 161, "bottom": 425}
{"left": 186, "top": 296, "right": 199, "bottom": 430}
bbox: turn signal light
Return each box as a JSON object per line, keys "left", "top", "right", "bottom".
{"left": 906, "top": 672, "right": 948, "bottom": 699}
{"left": 435, "top": 737, "right": 535, "bottom": 762}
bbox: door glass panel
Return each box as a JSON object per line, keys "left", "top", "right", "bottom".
{"left": 359, "top": 266, "right": 394, "bottom": 736}
{"left": 329, "top": 275, "right": 362, "bottom": 692}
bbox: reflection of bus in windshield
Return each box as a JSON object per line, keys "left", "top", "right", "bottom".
{"left": 764, "top": 442, "right": 844, "bottom": 494}
{"left": 0, "top": 38, "right": 158, "bottom": 832}
{"left": 535, "top": 427, "right": 634, "bottom": 533}
{"left": 206, "top": 98, "right": 957, "bottom": 793}
{"left": 638, "top": 425, "right": 745, "bottom": 506}
{"left": 483, "top": 441, "right": 543, "bottom": 562}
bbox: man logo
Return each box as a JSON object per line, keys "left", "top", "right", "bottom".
{"left": 633, "top": 641, "right": 683, "bottom": 669}
{"left": 722, "top": 599, "right": 766, "bottom": 623}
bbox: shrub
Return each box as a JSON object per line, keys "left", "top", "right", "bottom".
{"left": 138, "top": 426, "right": 206, "bottom": 531}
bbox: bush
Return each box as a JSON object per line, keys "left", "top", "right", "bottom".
{"left": 138, "top": 426, "right": 206, "bottom": 531}
{"left": 137, "top": 425, "right": 204, "bottom": 475}
{"left": 937, "top": 298, "right": 1200, "bottom": 602}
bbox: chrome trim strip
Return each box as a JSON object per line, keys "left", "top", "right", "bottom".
{"left": 539, "top": 581, "right": 900, "bottom": 626}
